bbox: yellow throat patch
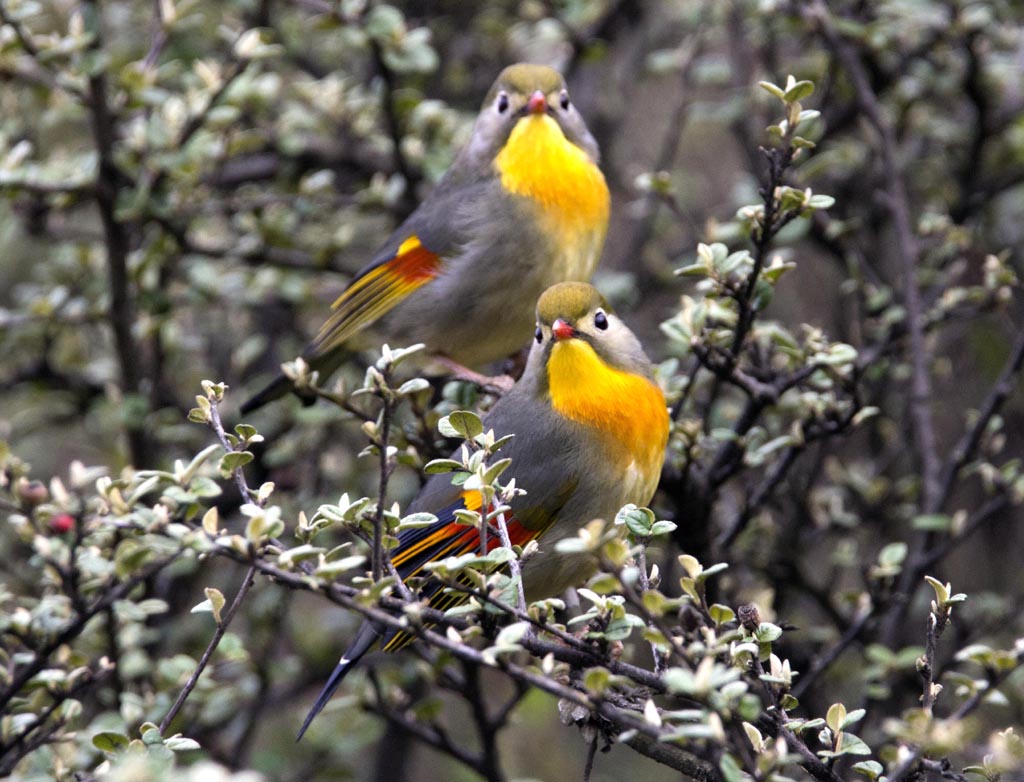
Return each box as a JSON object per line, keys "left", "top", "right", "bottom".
{"left": 546, "top": 339, "right": 668, "bottom": 483}
{"left": 494, "top": 114, "right": 609, "bottom": 237}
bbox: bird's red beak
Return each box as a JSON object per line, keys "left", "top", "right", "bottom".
{"left": 552, "top": 319, "right": 576, "bottom": 341}
{"left": 527, "top": 90, "right": 547, "bottom": 115}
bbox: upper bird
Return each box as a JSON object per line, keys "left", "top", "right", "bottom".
{"left": 242, "top": 63, "right": 610, "bottom": 413}
{"left": 296, "top": 282, "right": 669, "bottom": 738}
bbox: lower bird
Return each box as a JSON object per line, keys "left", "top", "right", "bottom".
{"left": 297, "top": 282, "right": 669, "bottom": 738}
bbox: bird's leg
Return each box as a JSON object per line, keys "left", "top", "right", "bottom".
{"left": 433, "top": 356, "right": 515, "bottom": 394}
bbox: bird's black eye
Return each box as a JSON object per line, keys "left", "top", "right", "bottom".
{"left": 594, "top": 311, "right": 608, "bottom": 330}
{"left": 497, "top": 92, "right": 509, "bottom": 113}
{"left": 534, "top": 326, "right": 543, "bottom": 343}
{"left": 560, "top": 90, "right": 570, "bottom": 110}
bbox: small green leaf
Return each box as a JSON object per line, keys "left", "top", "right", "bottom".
{"left": 852, "top": 760, "right": 883, "bottom": 779}
{"left": 219, "top": 451, "right": 254, "bottom": 476}
{"left": 424, "top": 459, "right": 465, "bottom": 474}
{"left": 675, "top": 263, "right": 708, "bottom": 277}
{"left": 495, "top": 621, "right": 529, "bottom": 646}
{"left": 92, "top": 731, "right": 130, "bottom": 753}
{"left": 699, "top": 562, "right": 729, "bottom": 581}
{"left": 783, "top": 79, "right": 815, "bottom": 102}
{"left": 649, "top": 520, "right": 677, "bottom": 536}
{"left": 397, "top": 377, "right": 430, "bottom": 396}
{"left": 742, "top": 721, "right": 764, "bottom": 752}
{"left": 758, "top": 80, "right": 785, "bottom": 100}
{"left": 398, "top": 512, "right": 438, "bottom": 530}
{"left": 913, "top": 514, "right": 951, "bottom": 531}
{"left": 439, "top": 410, "right": 483, "bottom": 440}
{"left": 180, "top": 444, "right": 223, "bottom": 484}
{"left": 878, "top": 542, "right": 908, "bottom": 568}
{"left": 842, "top": 708, "right": 866, "bottom": 729}
{"left": 719, "top": 753, "right": 744, "bottom": 782}
{"left": 709, "top": 604, "right": 735, "bottom": 626}
{"left": 482, "top": 457, "right": 512, "bottom": 485}
{"left": 617, "top": 505, "right": 654, "bottom": 537}
{"left": 826, "top": 702, "right": 846, "bottom": 733}
{"left": 278, "top": 544, "right": 326, "bottom": 567}
{"left": 234, "top": 423, "right": 258, "bottom": 441}
{"left": 924, "top": 575, "right": 950, "bottom": 605}
{"left": 164, "top": 735, "right": 201, "bottom": 752}
{"left": 754, "top": 622, "right": 783, "bottom": 642}
{"left": 204, "top": 587, "right": 225, "bottom": 624}
{"left": 315, "top": 555, "right": 367, "bottom": 578}
{"left": 835, "top": 731, "right": 871, "bottom": 756}
{"left": 583, "top": 667, "right": 611, "bottom": 694}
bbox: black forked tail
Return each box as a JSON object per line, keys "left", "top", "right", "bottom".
{"left": 239, "top": 348, "right": 351, "bottom": 414}
{"left": 239, "top": 373, "right": 294, "bottom": 415}
{"left": 296, "top": 621, "right": 383, "bottom": 741}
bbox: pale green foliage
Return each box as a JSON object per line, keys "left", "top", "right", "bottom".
{"left": 3, "top": 2, "right": 1024, "bottom": 782}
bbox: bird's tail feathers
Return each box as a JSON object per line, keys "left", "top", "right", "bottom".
{"left": 239, "top": 348, "right": 352, "bottom": 414}
{"left": 296, "top": 621, "right": 383, "bottom": 741}
{"left": 239, "top": 373, "right": 295, "bottom": 414}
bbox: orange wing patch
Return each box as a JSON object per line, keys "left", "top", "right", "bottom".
{"left": 381, "top": 494, "right": 550, "bottom": 652}
{"left": 314, "top": 236, "right": 442, "bottom": 353}
{"left": 390, "top": 493, "right": 539, "bottom": 579}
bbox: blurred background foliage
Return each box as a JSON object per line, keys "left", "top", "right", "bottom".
{"left": 2, "top": 1, "right": 1024, "bottom": 781}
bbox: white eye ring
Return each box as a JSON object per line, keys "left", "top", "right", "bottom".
{"left": 594, "top": 310, "right": 608, "bottom": 330}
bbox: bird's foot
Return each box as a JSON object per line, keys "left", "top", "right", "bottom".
{"left": 434, "top": 357, "right": 515, "bottom": 395}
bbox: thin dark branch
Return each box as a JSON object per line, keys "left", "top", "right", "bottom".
{"left": 917, "top": 494, "right": 1010, "bottom": 573}
{"left": 791, "top": 605, "right": 872, "bottom": 699}
{"left": 0, "top": 2, "right": 89, "bottom": 101}
{"left": 143, "top": 0, "right": 168, "bottom": 69}
{"left": 208, "top": 392, "right": 255, "bottom": 504}
{"left": 0, "top": 664, "right": 111, "bottom": 773}
{"left": 583, "top": 731, "right": 599, "bottom": 782}
{"left": 369, "top": 39, "right": 417, "bottom": 214}
{"left": 81, "top": 0, "right": 150, "bottom": 466}
{"left": 372, "top": 375, "right": 395, "bottom": 582}
{"left": 620, "top": 732, "right": 720, "bottom": 782}
{"left": 751, "top": 657, "right": 843, "bottom": 782}
{"left": 366, "top": 671, "right": 490, "bottom": 777}
{"left": 920, "top": 606, "right": 948, "bottom": 713}
{"left": 806, "top": 1, "right": 942, "bottom": 646}
{"left": 209, "top": 543, "right": 719, "bottom": 778}
{"left": 887, "top": 649, "right": 1024, "bottom": 782}
{"left": 159, "top": 564, "right": 258, "bottom": 734}
{"left": 463, "top": 664, "right": 506, "bottom": 782}
{"left": 0, "top": 552, "right": 182, "bottom": 714}
{"left": 0, "top": 0, "right": 41, "bottom": 56}
{"left": 716, "top": 446, "right": 802, "bottom": 550}
{"left": 937, "top": 324, "right": 1024, "bottom": 507}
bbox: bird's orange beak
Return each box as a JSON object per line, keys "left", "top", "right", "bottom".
{"left": 527, "top": 90, "right": 547, "bottom": 115}
{"left": 552, "top": 319, "right": 576, "bottom": 341}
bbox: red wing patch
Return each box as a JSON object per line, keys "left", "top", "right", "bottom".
{"left": 390, "top": 493, "right": 542, "bottom": 579}
{"left": 313, "top": 235, "right": 441, "bottom": 353}
{"left": 380, "top": 494, "right": 551, "bottom": 652}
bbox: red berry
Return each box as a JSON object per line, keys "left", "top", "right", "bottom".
{"left": 50, "top": 514, "right": 75, "bottom": 534}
